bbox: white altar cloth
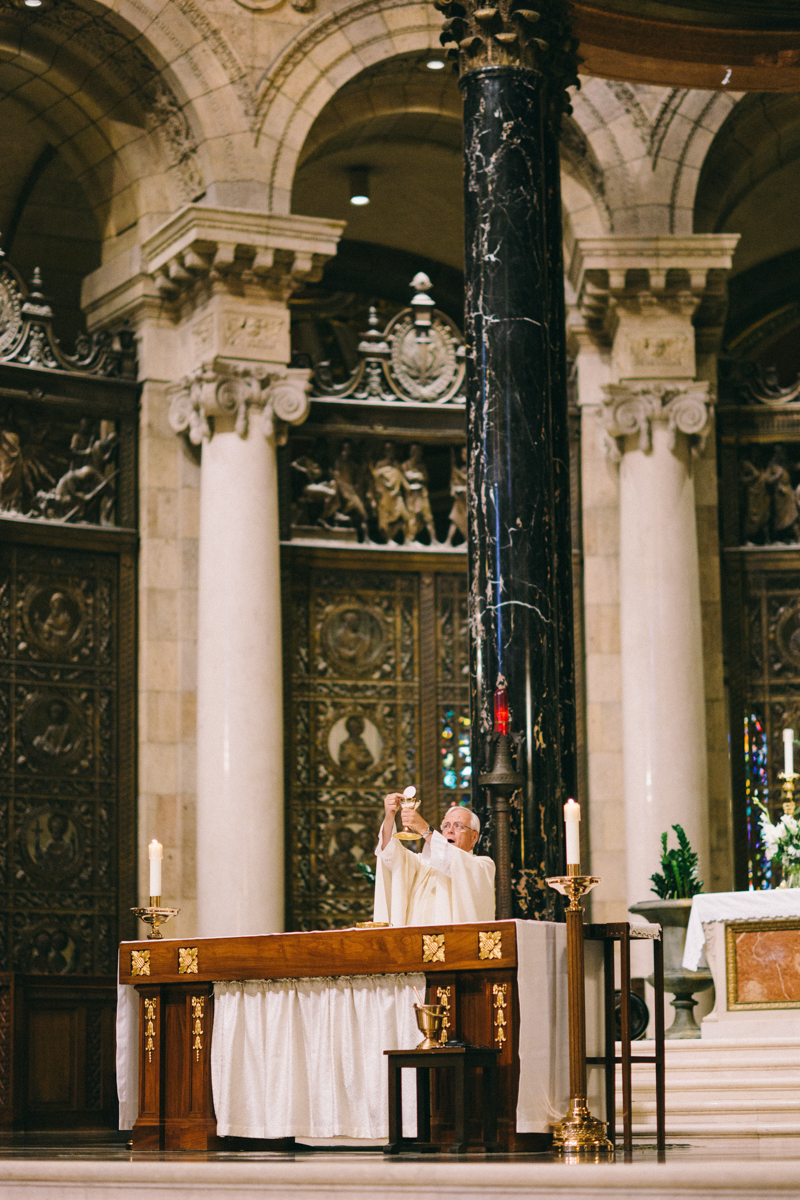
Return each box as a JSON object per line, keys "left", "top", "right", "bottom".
{"left": 683, "top": 889, "right": 800, "bottom": 971}
{"left": 211, "top": 973, "right": 424, "bottom": 1140}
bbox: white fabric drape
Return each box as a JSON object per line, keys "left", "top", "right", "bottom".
{"left": 116, "top": 982, "right": 139, "bottom": 1130}
{"left": 211, "top": 973, "right": 425, "bottom": 1140}
{"left": 683, "top": 889, "right": 800, "bottom": 971}
{"left": 514, "top": 920, "right": 570, "bottom": 1132}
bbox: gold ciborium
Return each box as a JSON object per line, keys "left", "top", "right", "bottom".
{"left": 394, "top": 785, "right": 422, "bottom": 842}
{"left": 414, "top": 1003, "right": 446, "bottom": 1049}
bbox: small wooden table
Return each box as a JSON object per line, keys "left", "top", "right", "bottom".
{"left": 384, "top": 1046, "right": 500, "bottom": 1154}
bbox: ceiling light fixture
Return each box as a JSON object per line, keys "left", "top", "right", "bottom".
{"left": 349, "top": 166, "right": 370, "bottom": 207}
{"left": 24, "top": 1, "right": 44, "bottom": 7}
{"left": 426, "top": 59, "right": 445, "bottom": 70}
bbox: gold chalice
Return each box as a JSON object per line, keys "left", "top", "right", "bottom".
{"left": 394, "top": 785, "right": 422, "bottom": 841}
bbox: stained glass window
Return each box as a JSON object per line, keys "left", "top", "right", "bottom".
{"left": 441, "top": 705, "right": 471, "bottom": 812}
{"left": 744, "top": 712, "right": 772, "bottom": 890}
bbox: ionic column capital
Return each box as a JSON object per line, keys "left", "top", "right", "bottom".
{"left": 600, "top": 380, "right": 712, "bottom": 463}
{"left": 168, "top": 359, "right": 311, "bottom": 445}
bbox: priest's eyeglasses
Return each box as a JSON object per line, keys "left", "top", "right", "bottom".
{"left": 440, "top": 815, "right": 473, "bottom": 834}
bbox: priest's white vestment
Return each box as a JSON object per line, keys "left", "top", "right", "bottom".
{"left": 373, "top": 830, "right": 496, "bottom": 925}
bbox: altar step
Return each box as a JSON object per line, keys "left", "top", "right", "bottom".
{"left": 619, "top": 1038, "right": 800, "bottom": 1138}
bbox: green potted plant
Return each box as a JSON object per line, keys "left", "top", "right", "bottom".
{"left": 629, "top": 825, "right": 713, "bottom": 1039}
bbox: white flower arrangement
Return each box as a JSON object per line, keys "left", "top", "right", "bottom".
{"left": 756, "top": 801, "right": 800, "bottom": 884}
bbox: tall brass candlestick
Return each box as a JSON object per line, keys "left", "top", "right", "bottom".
{"left": 547, "top": 867, "right": 613, "bottom": 1156}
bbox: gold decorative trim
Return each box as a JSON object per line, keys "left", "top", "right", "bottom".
{"left": 422, "top": 933, "right": 445, "bottom": 963}
{"left": 492, "top": 982, "right": 507, "bottom": 1047}
{"left": 191, "top": 996, "right": 205, "bottom": 1061}
{"left": 144, "top": 998, "right": 156, "bottom": 1063}
{"left": 179, "top": 947, "right": 199, "bottom": 974}
{"left": 131, "top": 949, "right": 150, "bottom": 977}
{"left": 725, "top": 918, "right": 800, "bottom": 1011}
{"left": 435, "top": 985, "right": 452, "bottom": 1044}
{"left": 479, "top": 930, "right": 502, "bottom": 960}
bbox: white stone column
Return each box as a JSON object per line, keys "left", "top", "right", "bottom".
{"left": 170, "top": 364, "right": 311, "bottom": 935}
{"left": 83, "top": 206, "right": 343, "bottom": 935}
{"left": 602, "top": 382, "right": 712, "bottom": 906}
{"left": 570, "top": 234, "right": 739, "bottom": 912}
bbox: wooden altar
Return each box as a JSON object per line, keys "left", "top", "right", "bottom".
{"left": 118, "top": 921, "right": 549, "bottom": 1152}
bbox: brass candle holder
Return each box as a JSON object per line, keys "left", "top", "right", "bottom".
{"left": 131, "top": 896, "right": 180, "bottom": 939}
{"left": 546, "top": 866, "right": 614, "bottom": 1157}
{"left": 780, "top": 771, "right": 798, "bottom": 817}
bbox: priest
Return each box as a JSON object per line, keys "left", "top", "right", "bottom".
{"left": 373, "top": 792, "right": 496, "bottom": 925}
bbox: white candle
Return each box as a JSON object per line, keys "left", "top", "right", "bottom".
{"left": 785, "top": 729, "right": 795, "bottom": 777}
{"left": 148, "top": 839, "right": 163, "bottom": 899}
{"left": 564, "top": 798, "right": 581, "bottom": 867}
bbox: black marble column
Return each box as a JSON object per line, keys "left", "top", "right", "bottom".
{"left": 438, "top": 1, "right": 579, "bottom": 918}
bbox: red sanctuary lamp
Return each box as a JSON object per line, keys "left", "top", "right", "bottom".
{"left": 493, "top": 676, "right": 509, "bottom": 736}
{"left": 478, "top": 674, "right": 523, "bottom": 919}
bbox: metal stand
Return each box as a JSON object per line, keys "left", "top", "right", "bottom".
{"left": 479, "top": 734, "right": 523, "bottom": 919}
{"left": 131, "top": 895, "right": 180, "bottom": 939}
{"left": 547, "top": 870, "right": 613, "bottom": 1157}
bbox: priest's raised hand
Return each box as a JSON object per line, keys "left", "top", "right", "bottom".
{"left": 374, "top": 792, "right": 495, "bottom": 925}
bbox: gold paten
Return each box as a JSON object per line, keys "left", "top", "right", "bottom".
{"left": 144, "top": 998, "right": 156, "bottom": 1063}
{"left": 353, "top": 921, "right": 391, "bottom": 929}
{"left": 192, "top": 996, "right": 205, "bottom": 1061}
{"left": 131, "top": 949, "right": 150, "bottom": 976}
{"left": 435, "top": 985, "right": 452, "bottom": 1043}
{"left": 492, "top": 982, "right": 507, "bottom": 1046}
{"left": 479, "top": 930, "right": 502, "bottom": 960}
{"left": 179, "top": 947, "right": 199, "bottom": 974}
{"left": 422, "top": 933, "right": 445, "bottom": 963}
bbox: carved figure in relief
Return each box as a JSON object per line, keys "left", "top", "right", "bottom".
{"left": 369, "top": 442, "right": 413, "bottom": 543}
{"left": 337, "top": 714, "right": 376, "bottom": 777}
{"left": 740, "top": 460, "right": 770, "bottom": 541}
{"left": 39, "top": 593, "right": 72, "bottom": 643}
{"left": 322, "top": 607, "right": 385, "bottom": 676}
{"left": 32, "top": 700, "right": 74, "bottom": 758}
{"left": 402, "top": 443, "right": 437, "bottom": 544}
{"left": 27, "top": 811, "right": 80, "bottom": 876}
{"left": 35, "top": 419, "right": 118, "bottom": 524}
{"left": 764, "top": 448, "right": 800, "bottom": 541}
{"left": 445, "top": 445, "right": 468, "bottom": 546}
{"left": 291, "top": 455, "right": 337, "bottom": 524}
{"left": 0, "top": 427, "right": 51, "bottom": 513}
{"left": 325, "top": 441, "right": 369, "bottom": 539}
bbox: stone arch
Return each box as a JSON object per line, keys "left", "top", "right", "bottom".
{"left": 255, "top": 0, "right": 443, "bottom": 214}
{"left": 694, "top": 93, "right": 800, "bottom": 271}
{"left": 0, "top": 0, "right": 253, "bottom": 237}
{"left": 570, "top": 78, "right": 736, "bottom": 235}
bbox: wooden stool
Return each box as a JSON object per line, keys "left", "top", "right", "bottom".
{"left": 384, "top": 1047, "right": 500, "bottom": 1154}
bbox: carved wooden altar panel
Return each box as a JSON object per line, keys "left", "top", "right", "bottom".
{"left": 283, "top": 546, "right": 468, "bottom": 931}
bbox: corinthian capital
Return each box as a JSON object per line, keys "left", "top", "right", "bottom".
{"left": 600, "top": 381, "right": 712, "bottom": 462}
{"left": 169, "top": 360, "right": 311, "bottom": 445}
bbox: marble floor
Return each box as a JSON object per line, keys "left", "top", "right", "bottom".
{"left": 1, "top": 1136, "right": 800, "bottom": 1199}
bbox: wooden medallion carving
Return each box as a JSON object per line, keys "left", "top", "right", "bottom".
{"left": 131, "top": 949, "right": 150, "bottom": 976}
{"left": 423, "top": 933, "right": 445, "bottom": 963}
{"left": 479, "top": 930, "right": 502, "bottom": 960}
{"left": 179, "top": 947, "right": 198, "bottom": 974}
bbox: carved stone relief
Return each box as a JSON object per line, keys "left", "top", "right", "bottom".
{"left": 0, "top": 408, "right": 120, "bottom": 526}
{"left": 290, "top": 439, "right": 465, "bottom": 548}
{"left": 738, "top": 445, "right": 800, "bottom": 546}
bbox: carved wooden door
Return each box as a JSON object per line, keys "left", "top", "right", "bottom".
{"left": 284, "top": 546, "right": 468, "bottom": 930}
{"left": 0, "top": 528, "right": 136, "bottom": 973}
